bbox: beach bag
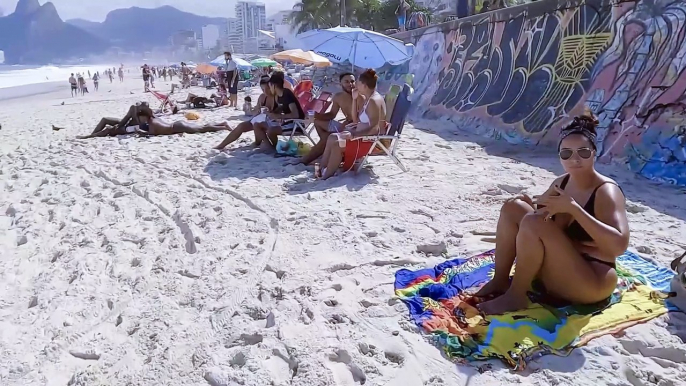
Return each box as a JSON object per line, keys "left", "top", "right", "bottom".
{"left": 275, "top": 139, "right": 311, "bottom": 157}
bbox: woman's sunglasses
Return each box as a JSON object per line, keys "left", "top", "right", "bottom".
{"left": 559, "top": 147, "right": 594, "bottom": 160}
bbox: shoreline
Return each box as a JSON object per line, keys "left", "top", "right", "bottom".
{"left": 0, "top": 81, "right": 70, "bottom": 102}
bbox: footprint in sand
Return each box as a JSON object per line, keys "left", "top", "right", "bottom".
{"left": 329, "top": 349, "right": 367, "bottom": 384}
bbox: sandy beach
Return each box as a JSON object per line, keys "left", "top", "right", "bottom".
{"left": 1, "top": 76, "right": 686, "bottom": 386}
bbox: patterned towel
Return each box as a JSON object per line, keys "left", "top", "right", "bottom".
{"left": 394, "top": 250, "right": 675, "bottom": 369}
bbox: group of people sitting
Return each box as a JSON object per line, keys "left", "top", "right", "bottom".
{"left": 213, "top": 69, "right": 387, "bottom": 179}
{"left": 71, "top": 62, "right": 632, "bottom": 313}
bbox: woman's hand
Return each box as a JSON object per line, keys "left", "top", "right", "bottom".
{"left": 506, "top": 194, "right": 533, "bottom": 207}
{"left": 533, "top": 186, "right": 579, "bottom": 217}
{"left": 352, "top": 88, "right": 359, "bottom": 101}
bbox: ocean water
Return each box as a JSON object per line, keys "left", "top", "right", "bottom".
{"left": 0, "top": 64, "right": 119, "bottom": 89}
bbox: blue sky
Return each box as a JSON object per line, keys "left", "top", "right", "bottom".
{"left": 0, "top": 0, "right": 297, "bottom": 21}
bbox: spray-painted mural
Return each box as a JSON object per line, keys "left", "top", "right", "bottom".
{"left": 389, "top": 0, "right": 686, "bottom": 186}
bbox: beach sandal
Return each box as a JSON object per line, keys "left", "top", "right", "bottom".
{"left": 669, "top": 250, "right": 686, "bottom": 312}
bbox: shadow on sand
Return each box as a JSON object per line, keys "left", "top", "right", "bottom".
{"left": 203, "top": 146, "right": 379, "bottom": 193}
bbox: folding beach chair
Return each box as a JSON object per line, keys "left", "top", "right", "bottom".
{"left": 282, "top": 92, "right": 333, "bottom": 144}
{"left": 384, "top": 84, "right": 402, "bottom": 121}
{"left": 352, "top": 83, "right": 413, "bottom": 172}
{"left": 149, "top": 89, "right": 175, "bottom": 114}
{"left": 293, "top": 79, "right": 313, "bottom": 99}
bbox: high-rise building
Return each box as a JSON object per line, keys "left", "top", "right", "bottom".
{"left": 266, "top": 10, "right": 291, "bottom": 31}
{"left": 235, "top": 1, "right": 266, "bottom": 53}
{"left": 222, "top": 17, "right": 243, "bottom": 53}
{"left": 200, "top": 24, "right": 220, "bottom": 50}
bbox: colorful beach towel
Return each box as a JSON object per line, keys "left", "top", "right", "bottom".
{"left": 394, "top": 250, "right": 675, "bottom": 369}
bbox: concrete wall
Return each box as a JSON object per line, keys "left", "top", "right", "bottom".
{"left": 385, "top": 0, "right": 686, "bottom": 186}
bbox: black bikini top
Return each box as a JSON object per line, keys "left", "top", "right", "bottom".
{"left": 560, "top": 175, "right": 623, "bottom": 241}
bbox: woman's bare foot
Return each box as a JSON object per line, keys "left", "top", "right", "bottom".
{"left": 477, "top": 290, "right": 529, "bottom": 315}
{"left": 473, "top": 278, "right": 510, "bottom": 297}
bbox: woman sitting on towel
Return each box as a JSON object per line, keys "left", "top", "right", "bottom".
{"left": 213, "top": 76, "right": 276, "bottom": 150}
{"left": 475, "top": 112, "right": 629, "bottom": 315}
{"left": 316, "top": 69, "right": 387, "bottom": 179}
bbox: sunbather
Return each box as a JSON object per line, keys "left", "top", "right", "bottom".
{"left": 135, "top": 104, "right": 231, "bottom": 135}
{"left": 75, "top": 103, "right": 230, "bottom": 139}
{"left": 317, "top": 69, "right": 387, "bottom": 179}
{"left": 180, "top": 84, "right": 229, "bottom": 107}
{"left": 75, "top": 103, "right": 149, "bottom": 138}
{"left": 213, "top": 76, "right": 276, "bottom": 150}
{"left": 252, "top": 73, "right": 305, "bottom": 149}
{"left": 291, "top": 72, "right": 362, "bottom": 165}
{"left": 476, "top": 113, "right": 629, "bottom": 314}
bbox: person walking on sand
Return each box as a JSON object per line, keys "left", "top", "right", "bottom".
{"left": 475, "top": 112, "right": 629, "bottom": 315}
{"left": 118, "top": 67, "right": 124, "bottom": 82}
{"left": 108, "top": 70, "right": 114, "bottom": 83}
{"left": 69, "top": 73, "right": 78, "bottom": 97}
{"left": 93, "top": 72, "right": 99, "bottom": 91}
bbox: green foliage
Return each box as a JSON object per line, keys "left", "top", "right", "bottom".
{"left": 289, "top": 0, "right": 432, "bottom": 33}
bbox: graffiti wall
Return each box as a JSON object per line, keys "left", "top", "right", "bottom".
{"left": 389, "top": 0, "right": 686, "bottom": 186}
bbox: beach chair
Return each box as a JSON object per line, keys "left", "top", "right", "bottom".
{"left": 297, "top": 90, "right": 313, "bottom": 111}
{"left": 384, "top": 84, "right": 402, "bottom": 121}
{"left": 282, "top": 93, "right": 333, "bottom": 144}
{"left": 293, "top": 80, "right": 313, "bottom": 98}
{"left": 351, "top": 83, "right": 413, "bottom": 172}
{"left": 150, "top": 90, "right": 175, "bottom": 114}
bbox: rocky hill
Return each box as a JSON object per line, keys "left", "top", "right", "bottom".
{"left": 66, "top": 6, "right": 227, "bottom": 50}
{"left": 0, "top": 0, "right": 106, "bottom": 64}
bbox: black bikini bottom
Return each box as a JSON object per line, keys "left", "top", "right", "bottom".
{"left": 582, "top": 253, "right": 616, "bottom": 269}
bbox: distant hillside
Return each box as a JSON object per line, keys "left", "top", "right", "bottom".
{"left": 66, "top": 6, "right": 227, "bottom": 50}
{"left": 0, "top": 0, "right": 106, "bottom": 64}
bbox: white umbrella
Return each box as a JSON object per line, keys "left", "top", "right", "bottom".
{"left": 297, "top": 26, "right": 413, "bottom": 69}
{"left": 209, "top": 55, "right": 254, "bottom": 71}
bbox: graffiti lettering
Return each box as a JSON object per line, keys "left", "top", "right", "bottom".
{"left": 391, "top": 0, "right": 686, "bottom": 186}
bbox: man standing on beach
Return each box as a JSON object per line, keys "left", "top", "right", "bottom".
{"left": 293, "top": 72, "right": 361, "bottom": 165}
{"left": 69, "top": 73, "right": 77, "bottom": 97}
{"left": 224, "top": 51, "right": 239, "bottom": 108}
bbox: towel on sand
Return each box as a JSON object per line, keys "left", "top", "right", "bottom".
{"left": 394, "top": 250, "right": 675, "bottom": 369}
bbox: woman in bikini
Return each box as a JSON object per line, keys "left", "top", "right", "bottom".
{"left": 317, "top": 69, "right": 387, "bottom": 179}
{"left": 476, "top": 113, "right": 630, "bottom": 314}
{"left": 213, "top": 76, "right": 276, "bottom": 150}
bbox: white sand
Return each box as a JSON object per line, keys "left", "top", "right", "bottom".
{"left": 1, "top": 77, "right": 686, "bottom": 386}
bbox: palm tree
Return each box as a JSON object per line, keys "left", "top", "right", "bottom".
{"left": 289, "top": 0, "right": 341, "bottom": 33}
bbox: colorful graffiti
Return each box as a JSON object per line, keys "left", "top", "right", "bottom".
{"left": 390, "top": 0, "right": 686, "bottom": 186}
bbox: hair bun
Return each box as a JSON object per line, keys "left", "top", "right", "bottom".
{"left": 362, "top": 68, "right": 378, "bottom": 79}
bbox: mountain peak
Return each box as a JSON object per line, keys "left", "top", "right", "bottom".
{"left": 14, "top": 0, "right": 41, "bottom": 15}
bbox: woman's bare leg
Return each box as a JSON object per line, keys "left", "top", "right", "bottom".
{"left": 478, "top": 213, "right": 618, "bottom": 314}
{"left": 76, "top": 117, "right": 121, "bottom": 138}
{"left": 214, "top": 121, "right": 253, "bottom": 149}
{"left": 300, "top": 121, "right": 331, "bottom": 165}
{"left": 253, "top": 122, "right": 268, "bottom": 146}
{"left": 172, "top": 121, "right": 230, "bottom": 134}
{"left": 266, "top": 126, "right": 282, "bottom": 148}
{"left": 475, "top": 199, "right": 534, "bottom": 296}
{"left": 322, "top": 136, "right": 343, "bottom": 180}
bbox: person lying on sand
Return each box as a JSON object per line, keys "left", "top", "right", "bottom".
{"left": 133, "top": 104, "right": 231, "bottom": 135}
{"left": 316, "top": 69, "right": 386, "bottom": 180}
{"left": 475, "top": 112, "right": 629, "bottom": 315}
{"left": 288, "top": 72, "right": 362, "bottom": 166}
{"left": 213, "top": 76, "right": 276, "bottom": 150}
{"left": 180, "top": 84, "right": 229, "bottom": 107}
{"left": 74, "top": 103, "right": 230, "bottom": 139}
{"left": 73, "top": 103, "right": 150, "bottom": 138}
